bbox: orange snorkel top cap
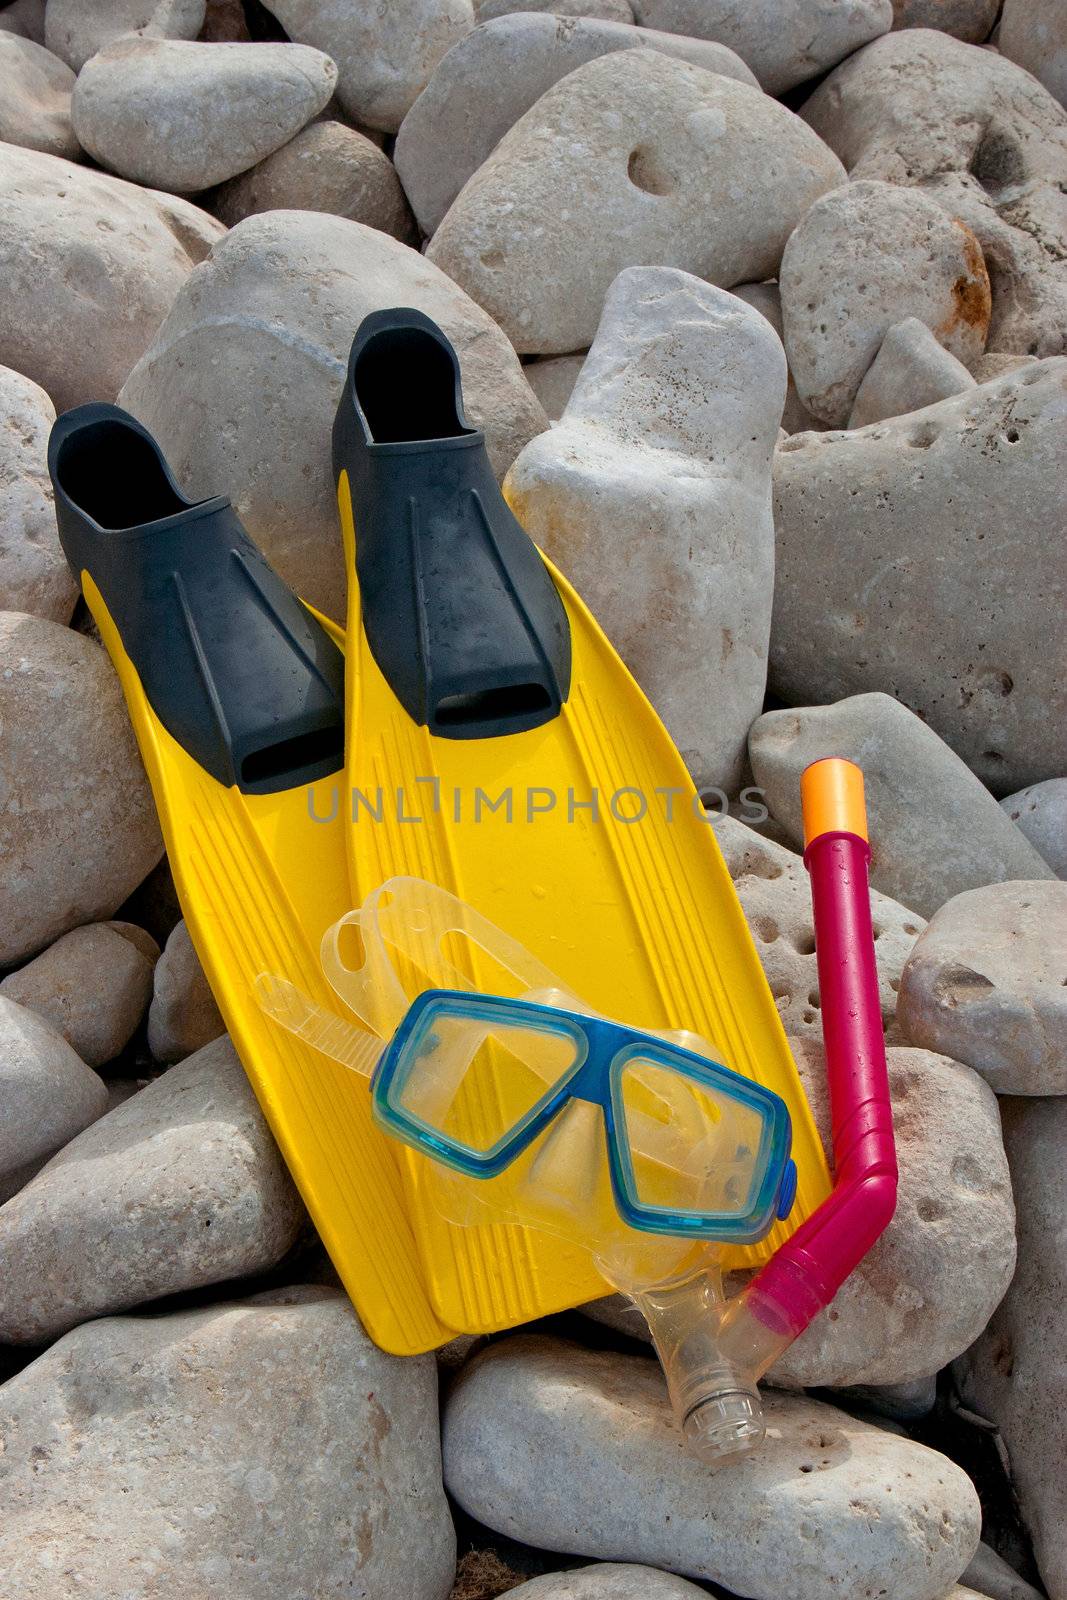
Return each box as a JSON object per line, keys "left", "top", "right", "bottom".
{"left": 800, "top": 757, "right": 869, "bottom": 848}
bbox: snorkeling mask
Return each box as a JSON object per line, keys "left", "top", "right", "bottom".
{"left": 258, "top": 758, "right": 897, "bottom": 1461}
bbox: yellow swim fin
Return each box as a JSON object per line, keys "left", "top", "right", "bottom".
{"left": 49, "top": 402, "right": 456, "bottom": 1356}
{"left": 333, "top": 310, "right": 832, "bottom": 1341}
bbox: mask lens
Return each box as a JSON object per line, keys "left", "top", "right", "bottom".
{"left": 617, "top": 1054, "right": 769, "bottom": 1221}
{"left": 390, "top": 1003, "right": 582, "bottom": 1156}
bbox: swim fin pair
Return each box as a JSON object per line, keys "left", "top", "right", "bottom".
{"left": 50, "top": 311, "right": 830, "bottom": 1356}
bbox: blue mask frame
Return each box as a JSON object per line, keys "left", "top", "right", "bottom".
{"left": 371, "top": 989, "right": 797, "bottom": 1243}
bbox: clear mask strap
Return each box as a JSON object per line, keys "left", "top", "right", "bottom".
{"left": 320, "top": 875, "right": 576, "bottom": 1032}
{"left": 254, "top": 973, "right": 382, "bottom": 1080}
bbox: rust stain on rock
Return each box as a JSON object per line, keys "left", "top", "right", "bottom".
{"left": 940, "top": 222, "right": 993, "bottom": 341}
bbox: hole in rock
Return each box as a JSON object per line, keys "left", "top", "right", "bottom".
{"left": 746, "top": 858, "right": 785, "bottom": 881}
{"left": 626, "top": 145, "right": 674, "bottom": 196}
{"left": 935, "top": 964, "right": 994, "bottom": 1005}
{"left": 969, "top": 127, "right": 1027, "bottom": 196}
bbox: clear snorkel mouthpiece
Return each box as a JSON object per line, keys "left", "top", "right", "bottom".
{"left": 632, "top": 1269, "right": 767, "bottom": 1458}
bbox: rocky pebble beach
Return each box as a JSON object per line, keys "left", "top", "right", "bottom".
{"left": 0, "top": 1, "right": 1065, "bottom": 1597}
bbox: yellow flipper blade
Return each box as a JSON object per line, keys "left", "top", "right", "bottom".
{"left": 82, "top": 574, "right": 456, "bottom": 1356}
{"left": 339, "top": 475, "right": 832, "bottom": 1339}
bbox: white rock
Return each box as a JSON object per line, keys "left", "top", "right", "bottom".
{"left": 428, "top": 49, "right": 846, "bottom": 356}
{"left": 955, "top": 1098, "right": 1067, "bottom": 1600}
{"left": 506, "top": 1567, "right": 708, "bottom": 1598}
{"left": 214, "top": 118, "right": 415, "bottom": 240}
{"left": 898, "top": 882, "right": 1067, "bottom": 1095}
{"left": 0, "top": 143, "right": 224, "bottom": 410}
{"left": 732, "top": 281, "right": 827, "bottom": 434}
{"left": 960, "top": 1542, "right": 1047, "bottom": 1600}
{"left": 45, "top": 0, "right": 205, "bottom": 71}
{"left": 146, "top": 918, "right": 225, "bottom": 1063}
{"left": 505, "top": 269, "right": 782, "bottom": 793}
{"left": 631, "top": 0, "right": 893, "bottom": 93}
{"left": 749, "top": 694, "right": 1055, "bottom": 918}
{"left": 263, "top": 0, "right": 474, "bottom": 133}
{"left": 0, "top": 0, "right": 46, "bottom": 45}
{"left": 770, "top": 365, "right": 1067, "bottom": 794}
{"left": 394, "top": 13, "right": 759, "bottom": 236}
{"left": 120, "top": 210, "right": 547, "bottom": 617}
{"left": 889, "top": 0, "right": 999, "bottom": 41}
{"left": 1000, "top": 778, "right": 1067, "bottom": 876}
{"left": 801, "top": 29, "right": 1067, "bottom": 361}
{"left": 480, "top": 0, "right": 634, "bottom": 16}
{"left": 780, "top": 181, "right": 989, "bottom": 426}
{"left": 769, "top": 1040, "right": 1015, "bottom": 1388}
{"left": 970, "top": 352, "right": 1037, "bottom": 382}
{"left": 999, "top": 0, "right": 1067, "bottom": 108}
{"left": 849, "top": 317, "right": 977, "bottom": 427}
{"left": 0, "top": 34, "right": 77, "bottom": 158}
{"left": 523, "top": 353, "right": 587, "bottom": 421}
{"left": 0, "top": 922, "right": 156, "bottom": 1068}
{"left": 72, "top": 37, "right": 337, "bottom": 193}
{"left": 0, "top": 1287, "right": 456, "bottom": 1599}
{"left": 0, "top": 1035, "right": 305, "bottom": 1342}
{"left": 713, "top": 814, "right": 925, "bottom": 1042}
{"left": 444, "top": 1335, "right": 982, "bottom": 1600}
{"left": 0, "top": 613, "right": 162, "bottom": 965}
{"left": 801, "top": 28, "right": 1067, "bottom": 206}
{"left": 0, "top": 365, "right": 76, "bottom": 622}
{"left": 0, "top": 994, "right": 107, "bottom": 1202}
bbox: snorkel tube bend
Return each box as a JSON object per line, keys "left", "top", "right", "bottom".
{"left": 636, "top": 758, "right": 899, "bottom": 1460}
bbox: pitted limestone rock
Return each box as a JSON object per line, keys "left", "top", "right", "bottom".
{"left": 426, "top": 48, "right": 845, "bottom": 355}
{"left": 394, "top": 13, "right": 758, "bottom": 236}
{"left": 505, "top": 268, "right": 782, "bottom": 794}
{"left": 769, "top": 366, "right": 1067, "bottom": 795}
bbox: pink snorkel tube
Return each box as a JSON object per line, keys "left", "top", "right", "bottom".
{"left": 742, "top": 760, "right": 899, "bottom": 1335}
{"left": 637, "top": 758, "right": 899, "bottom": 1460}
